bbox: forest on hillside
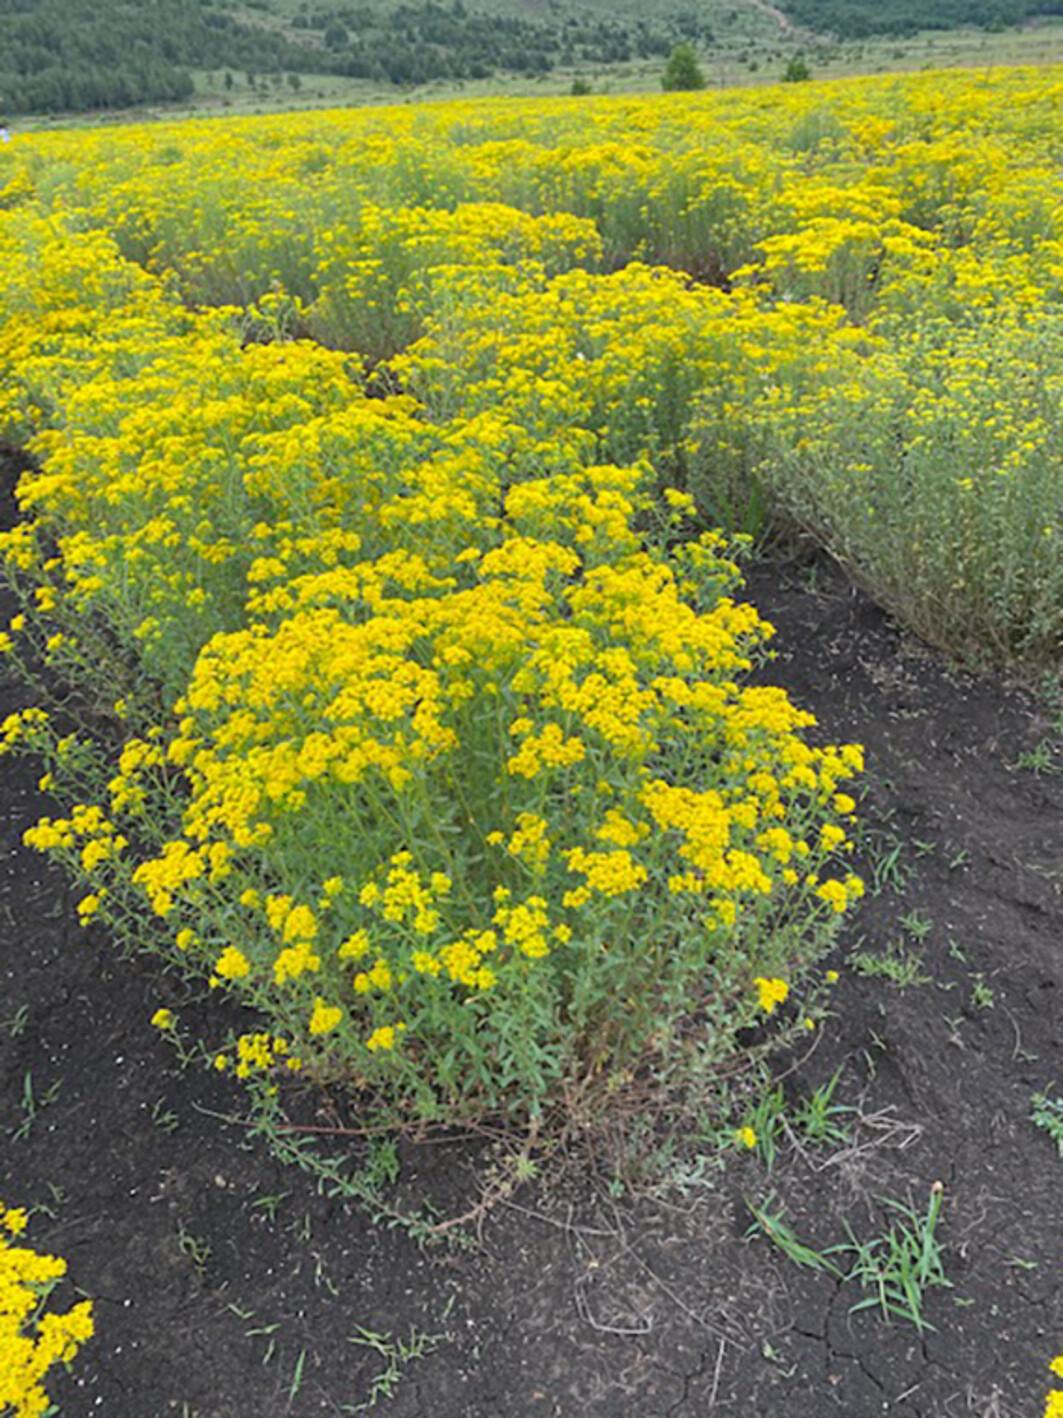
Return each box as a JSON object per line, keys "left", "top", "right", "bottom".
{"left": 0, "top": 0, "right": 1060, "bottom": 117}
{"left": 0, "top": 0, "right": 696, "bottom": 116}
{"left": 780, "top": 0, "right": 1063, "bottom": 37}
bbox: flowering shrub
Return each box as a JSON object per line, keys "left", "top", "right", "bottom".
{"left": 0, "top": 1202, "right": 94, "bottom": 1417}
{"left": 3, "top": 471, "right": 864, "bottom": 1125}
{"left": 0, "top": 64, "right": 1057, "bottom": 1128}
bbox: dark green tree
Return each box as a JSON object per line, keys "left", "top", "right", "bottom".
{"left": 661, "top": 42, "right": 705, "bottom": 91}
{"left": 783, "top": 52, "right": 811, "bottom": 80}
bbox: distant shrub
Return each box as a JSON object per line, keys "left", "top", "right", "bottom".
{"left": 662, "top": 43, "right": 706, "bottom": 92}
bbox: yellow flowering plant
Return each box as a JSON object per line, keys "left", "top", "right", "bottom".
{"left": 2, "top": 63, "right": 1057, "bottom": 1134}
{"left": 8, "top": 451, "right": 863, "bottom": 1127}
{"left": 0, "top": 1202, "right": 94, "bottom": 1418}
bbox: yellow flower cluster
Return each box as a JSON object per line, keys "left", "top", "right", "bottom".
{"left": 0, "top": 1203, "right": 94, "bottom": 1418}
{"left": 9, "top": 65, "right": 1056, "bottom": 1120}
{"left": 1047, "top": 1356, "right": 1063, "bottom": 1418}
{"left": 213, "top": 1032, "right": 301, "bottom": 1079}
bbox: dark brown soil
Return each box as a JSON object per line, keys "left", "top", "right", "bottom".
{"left": 2, "top": 545, "right": 1060, "bottom": 1418}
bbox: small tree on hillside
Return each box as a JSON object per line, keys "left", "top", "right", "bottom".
{"left": 662, "top": 43, "right": 706, "bottom": 92}
{"left": 783, "top": 53, "right": 811, "bottom": 82}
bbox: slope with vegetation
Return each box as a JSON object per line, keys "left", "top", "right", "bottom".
{"left": 777, "top": 0, "right": 1063, "bottom": 38}
{"left": 0, "top": 0, "right": 704, "bottom": 115}
{"left": 2, "top": 0, "right": 1061, "bottom": 118}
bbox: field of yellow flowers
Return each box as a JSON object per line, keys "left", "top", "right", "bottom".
{"left": 0, "top": 65, "right": 1061, "bottom": 1415}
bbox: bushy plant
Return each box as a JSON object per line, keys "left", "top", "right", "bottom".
{"left": 662, "top": 43, "right": 706, "bottom": 92}
{"left": 0, "top": 63, "right": 1059, "bottom": 1140}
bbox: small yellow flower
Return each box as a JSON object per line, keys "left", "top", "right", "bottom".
{"left": 214, "top": 946, "right": 251, "bottom": 980}
{"left": 816, "top": 879, "right": 849, "bottom": 913}
{"left": 337, "top": 929, "right": 370, "bottom": 960}
{"left": 151, "top": 1007, "right": 175, "bottom": 1030}
{"left": 76, "top": 894, "right": 101, "bottom": 922}
{"left": 366, "top": 1023, "right": 405, "bottom": 1053}
{"left": 2, "top": 1206, "right": 29, "bottom": 1235}
{"left": 735, "top": 1126, "right": 758, "bottom": 1150}
{"left": 753, "top": 976, "right": 789, "bottom": 1014}
{"left": 308, "top": 997, "right": 343, "bottom": 1035}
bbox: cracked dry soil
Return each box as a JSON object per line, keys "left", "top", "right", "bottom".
{"left": 1, "top": 544, "right": 1060, "bottom": 1418}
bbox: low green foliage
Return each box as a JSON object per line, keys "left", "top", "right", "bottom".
{"left": 8, "top": 1071, "right": 62, "bottom": 1143}
{"left": 841, "top": 1185, "right": 950, "bottom": 1330}
{"left": 783, "top": 54, "right": 812, "bottom": 81}
{"left": 347, "top": 1326, "right": 442, "bottom": 1412}
{"left": 748, "top": 1182, "right": 951, "bottom": 1331}
{"left": 969, "top": 973, "right": 995, "bottom": 1011}
{"left": 850, "top": 940, "right": 929, "bottom": 988}
{"left": 792, "top": 1066, "right": 854, "bottom": 1147}
{"left": 1031, "top": 1092, "right": 1063, "bottom": 1156}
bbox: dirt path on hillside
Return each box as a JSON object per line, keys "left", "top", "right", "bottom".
{"left": 744, "top": 0, "right": 802, "bottom": 39}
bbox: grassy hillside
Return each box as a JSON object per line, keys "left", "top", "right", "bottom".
{"left": 0, "top": 0, "right": 716, "bottom": 116}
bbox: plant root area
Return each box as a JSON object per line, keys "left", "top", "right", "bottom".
{"left": 2, "top": 550, "right": 1060, "bottom": 1418}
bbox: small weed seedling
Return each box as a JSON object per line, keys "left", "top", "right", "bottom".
{"left": 860, "top": 828, "right": 911, "bottom": 896}
{"left": 250, "top": 1190, "right": 290, "bottom": 1223}
{"left": 969, "top": 974, "right": 995, "bottom": 1011}
{"left": 945, "top": 843, "right": 971, "bottom": 871}
{"left": 747, "top": 1184, "right": 950, "bottom": 1331}
{"left": 244, "top": 1319, "right": 282, "bottom": 1366}
{"left": 850, "top": 939, "right": 929, "bottom": 989}
{"left": 841, "top": 1184, "right": 950, "bottom": 1331}
{"left": 175, "top": 1223, "right": 212, "bottom": 1280}
{"left": 288, "top": 1348, "right": 308, "bottom": 1406}
{"left": 792, "top": 1066, "right": 854, "bottom": 1148}
{"left": 9, "top": 1071, "right": 62, "bottom": 1142}
{"left": 741, "top": 1082, "right": 787, "bottom": 1172}
{"left": 746, "top": 1200, "right": 845, "bottom": 1276}
{"left": 345, "top": 1326, "right": 442, "bottom": 1411}
{"left": 1030, "top": 1092, "right": 1063, "bottom": 1155}
{"left": 32, "top": 1182, "right": 67, "bottom": 1221}
{"left": 1, "top": 1004, "right": 29, "bottom": 1038}
{"left": 150, "top": 1098, "right": 180, "bottom": 1133}
{"left": 899, "top": 909, "right": 933, "bottom": 941}
{"left": 1011, "top": 740, "right": 1058, "bottom": 775}
{"left": 1004, "top": 1255, "right": 1039, "bottom": 1272}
